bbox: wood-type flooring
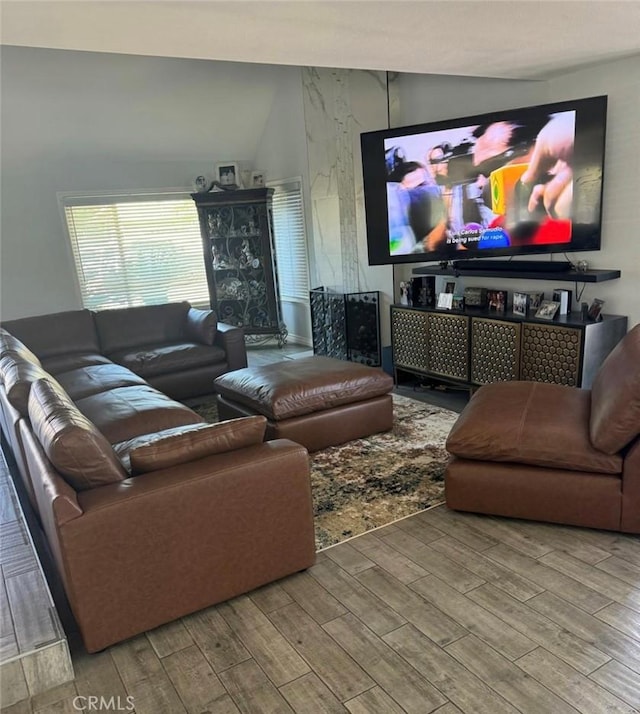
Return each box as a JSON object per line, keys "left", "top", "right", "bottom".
{"left": 3, "top": 504, "right": 640, "bottom": 714}
{"left": 4, "top": 344, "right": 639, "bottom": 713}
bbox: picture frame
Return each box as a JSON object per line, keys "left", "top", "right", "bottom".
{"left": 445, "top": 281, "right": 456, "bottom": 294}
{"left": 587, "top": 298, "right": 605, "bottom": 321}
{"left": 512, "top": 291, "right": 529, "bottom": 317}
{"left": 250, "top": 170, "right": 266, "bottom": 188}
{"left": 451, "top": 295, "right": 465, "bottom": 311}
{"left": 216, "top": 162, "right": 240, "bottom": 187}
{"left": 526, "top": 291, "right": 545, "bottom": 310}
{"left": 437, "top": 292, "right": 453, "bottom": 310}
{"left": 411, "top": 276, "right": 436, "bottom": 308}
{"left": 535, "top": 300, "right": 561, "bottom": 320}
{"left": 487, "top": 289, "right": 507, "bottom": 312}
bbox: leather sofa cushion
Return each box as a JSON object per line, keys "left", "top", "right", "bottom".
{"left": 55, "top": 364, "right": 147, "bottom": 401}
{"left": 446, "top": 381, "right": 623, "bottom": 475}
{"left": 3, "top": 310, "right": 99, "bottom": 359}
{"left": 28, "top": 378, "right": 126, "bottom": 491}
{"left": 113, "top": 416, "right": 267, "bottom": 474}
{"left": 42, "top": 353, "right": 112, "bottom": 374}
{"left": 590, "top": 324, "right": 640, "bottom": 454}
{"left": 213, "top": 355, "right": 394, "bottom": 421}
{"left": 186, "top": 307, "right": 217, "bottom": 346}
{"left": 0, "top": 328, "right": 42, "bottom": 367}
{"left": 108, "top": 342, "right": 226, "bottom": 378}
{"left": 0, "top": 354, "right": 50, "bottom": 416}
{"left": 95, "top": 302, "right": 190, "bottom": 354}
{"left": 75, "top": 385, "right": 203, "bottom": 443}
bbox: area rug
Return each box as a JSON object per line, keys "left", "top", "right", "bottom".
{"left": 190, "top": 394, "right": 458, "bottom": 550}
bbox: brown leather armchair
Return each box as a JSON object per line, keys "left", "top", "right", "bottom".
{"left": 445, "top": 324, "right": 640, "bottom": 533}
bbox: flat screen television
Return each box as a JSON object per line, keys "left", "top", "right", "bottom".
{"left": 361, "top": 95, "right": 607, "bottom": 266}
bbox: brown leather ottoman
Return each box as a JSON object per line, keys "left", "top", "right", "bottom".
{"left": 213, "top": 355, "right": 394, "bottom": 452}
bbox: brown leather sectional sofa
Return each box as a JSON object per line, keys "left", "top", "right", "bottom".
{"left": 445, "top": 323, "right": 640, "bottom": 533}
{"left": 0, "top": 303, "right": 316, "bottom": 653}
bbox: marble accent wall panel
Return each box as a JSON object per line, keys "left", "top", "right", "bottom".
{"left": 302, "top": 67, "right": 393, "bottom": 342}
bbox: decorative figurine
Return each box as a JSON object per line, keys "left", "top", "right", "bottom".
{"left": 194, "top": 176, "right": 213, "bottom": 193}
{"left": 399, "top": 282, "right": 409, "bottom": 306}
{"left": 239, "top": 239, "right": 255, "bottom": 267}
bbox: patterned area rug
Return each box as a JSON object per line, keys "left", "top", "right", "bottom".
{"left": 190, "top": 393, "right": 458, "bottom": 550}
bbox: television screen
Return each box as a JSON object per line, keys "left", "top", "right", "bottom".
{"left": 361, "top": 95, "right": 607, "bottom": 265}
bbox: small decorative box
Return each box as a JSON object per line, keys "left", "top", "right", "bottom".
{"left": 463, "top": 287, "right": 487, "bottom": 308}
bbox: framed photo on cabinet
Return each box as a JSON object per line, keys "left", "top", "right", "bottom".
{"left": 535, "top": 300, "right": 561, "bottom": 320}
{"left": 216, "top": 162, "right": 240, "bottom": 187}
{"left": 513, "top": 291, "right": 529, "bottom": 317}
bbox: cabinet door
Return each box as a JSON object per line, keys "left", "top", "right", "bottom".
{"left": 471, "top": 318, "right": 521, "bottom": 385}
{"left": 205, "top": 202, "right": 279, "bottom": 332}
{"left": 391, "top": 307, "right": 429, "bottom": 373}
{"left": 520, "top": 323, "right": 582, "bottom": 386}
{"left": 427, "top": 312, "right": 469, "bottom": 381}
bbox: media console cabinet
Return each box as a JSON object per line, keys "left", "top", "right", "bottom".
{"left": 391, "top": 305, "right": 628, "bottom": 390}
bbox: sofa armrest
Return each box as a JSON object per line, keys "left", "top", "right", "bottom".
{"left": 185, "top": 306, "right": 217, "bottom": 345}
{"left": 215, "top": 322, "right": 247, "bottom": 370}
{"left": 59, "top": 439, "right": 315, "bottom": 652}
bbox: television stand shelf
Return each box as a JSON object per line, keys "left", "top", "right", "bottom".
{"left": 412, "top": 265, "right": 621, "bottom": 283}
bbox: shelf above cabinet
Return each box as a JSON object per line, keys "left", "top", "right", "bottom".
{"left": 412, "top": 265, "right": 621, "bottom": 283}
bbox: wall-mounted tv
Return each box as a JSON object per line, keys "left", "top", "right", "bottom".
{"left": 361, "top": 95, "right": 607, "bottom": 266}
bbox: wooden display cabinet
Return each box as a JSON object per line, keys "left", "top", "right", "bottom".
{"left": 192, "top": 188, "right": 287, "bottom": 345}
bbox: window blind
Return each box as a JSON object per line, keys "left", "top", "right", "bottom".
{"left": 270, "top": 178, "right": 310, "bottom": 303}
{"left": 63, "top": 195, "right": 209, "bottom": 311}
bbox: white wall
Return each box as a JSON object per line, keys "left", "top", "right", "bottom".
{"left": 392, "top": 62, "right": 640, "bottom": 329}
{"left": 545, "top": 56, "right": 640, "bottom": 329}
{"left": 253, "top": 67, "right": 313, "bottom": 345}
{"left": 0, "top": 46, "right": 302, "bottom": 321}
{"left": 2, "top": 47, "right": 638, "bottom": 335}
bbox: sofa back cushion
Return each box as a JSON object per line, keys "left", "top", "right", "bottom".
{"left": 125, "top": 416, "right": 267, "bottom": 474}
{"left": 0, "top": 328, "right": 42, "bottom": 366}
{"left": 2, "top": 310, "right": 99, "bottom": 359}
{"left": 590, "top": 324, "right": 640, "bottom": 454}
{"left": 28, "top": 378, "right": 127, "bottom": 491}
{"left": 0, "top": 354, "right": 50, "bottom": 416}
{"left": 95, "top": 302, "right": 190, "bottom": 354}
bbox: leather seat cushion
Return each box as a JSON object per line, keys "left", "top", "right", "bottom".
{"left": 108, "top": 342, "right": 226, "bottom": 378}
{"left": 28, "top": 377, "right": 127, "bottom": 491}
{"left": 112, "top": 416, "right": 267, "bottom": 474}
{"left": 42, "top": 353, "right": 113, "bottom": 374}
{"left": 55, "top": 364, "right": 147, "bottom": 401}
{"left": 75, "top": 385, "right": 203, "bottom": 443}
{"left": 213, "top": 355, "right": 394, "bottom": 421}
{"left": 446, "top": 381, "right": 622, "bottom": 475}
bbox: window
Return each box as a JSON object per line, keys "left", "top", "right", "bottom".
{"left": 269, "top": 178, "right": 310, "bottom": 302}
{"left": 62, "top": 193, "right": 209, "bottom": 311}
